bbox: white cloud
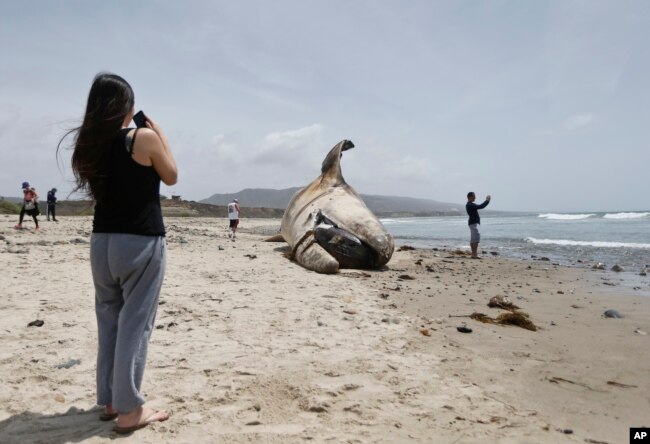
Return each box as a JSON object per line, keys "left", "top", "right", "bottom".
{"left": 166, "top": 124, "right": 328, "bottom": 198}
{"left": 251, "top": 124, "right": 324, "bottom": 166}
{"left": 169, "top": 125, "right": 440, "bottom": 200}
{"left": 389, "top": 155, "right": 435, "bottom": 182}
{"left": 208, "top": 134, "right": 242, "bottom": 163}
{"left": 0, "top": 104, "right": 20, "bottom": 136}
{"left": 342, "top": 141, "right": 439, "bottom": 198}
{"left": 0, "top": 103, "right": 70, "bottom": 197}
{"left": 532, "top": 128, "right": 555, "bottom": 137}
{"left": 533, "top": 112, "right": 598, "bottom": 137}
{"left": 562, "top": 113, "right": 597, "bottom": 131}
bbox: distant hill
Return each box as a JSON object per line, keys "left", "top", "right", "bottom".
{"left": 158, "top": 199, "right": 283, "bottom": 218}
{"left": 202, "top": 188, "right": 303, "bottom": 210}
{"left": 2, "top": 189, "right": 462, "bottom": 218}
{"left": 0, "top": 198, "right": 284, "bottom": 219}
{"left": 201, "top": 188, "right": 461, "bottom": 217}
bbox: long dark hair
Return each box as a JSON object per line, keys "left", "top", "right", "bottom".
{"left": 58, "top": 72, "right": 134, "bottom": 201}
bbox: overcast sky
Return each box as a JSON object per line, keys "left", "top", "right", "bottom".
{"left": 1, "top": 1, "right": 648, "bottom": 212}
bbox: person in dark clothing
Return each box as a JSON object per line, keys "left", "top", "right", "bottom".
{"left": 60, "top": 72, "right": 177, "bottom": 434}
{"left": 47, "top": 188, "right": 58, "bottom": 221}
{"left": 466, "top": 191, "right": 491, "bottom": 259}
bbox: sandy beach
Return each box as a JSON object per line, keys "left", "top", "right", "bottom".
{"left": 0, "top": 215, "right": 648, "bottom": 444}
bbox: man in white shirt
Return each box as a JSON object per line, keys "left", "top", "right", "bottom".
{"left": 227, "top": 198, "right": 240, "bottom": 239}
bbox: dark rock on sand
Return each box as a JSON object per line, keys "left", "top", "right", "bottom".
{"left": 8, "top": 247, "right": 29, "bottom": 254}
{"left": 27, "top": 320, "right": 44, "bottom": 327}
{"left": 56, "top": 358, "right": 81, "bottom": 369}
{"left": 456, "top": 326, "right": 472, "bottom": 333}
{"left": 610, "top": 264, "right": 623, "bottom": 272}
{"left": 603, "top": 309, "right": 623, "bottom": 319}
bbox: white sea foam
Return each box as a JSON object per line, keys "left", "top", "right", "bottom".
{"left": 526, "top": 237, "right": 650, "bottom": 249}
{"left": 538, "top": 213, "right": 595, "bottom": 220}
{"left": 603, "top": 212, "right": 650, "bottom": 219}
{"left": 380, "top": 218, "right": 414, "bottom": 224}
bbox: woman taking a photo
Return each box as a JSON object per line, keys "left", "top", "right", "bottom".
{"left": 61, "top": 72, "right": 177, "bottom": 434}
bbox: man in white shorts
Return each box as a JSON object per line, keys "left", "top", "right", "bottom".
{"left": 227, "top": 198, "right": 240, "bottom": 239}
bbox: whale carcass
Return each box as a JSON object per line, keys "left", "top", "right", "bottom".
{"left": 278, "top": 140, "right": 394, "bottom": 274}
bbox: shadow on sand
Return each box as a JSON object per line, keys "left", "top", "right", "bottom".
{"left": 0, "top": 407, "right": 120, "bottom": 444}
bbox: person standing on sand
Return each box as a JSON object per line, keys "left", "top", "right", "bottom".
{"left": 466, "top": 192, "right": 491, "bottom": 259}
{"left": 59, "top": 72, "right": 177, "bottom": 434}
{"left": 15, "top": 181, "right": 40, "bottom": 230}
{"left": 227, "top": 198, "right": 240, "bottom": 239}
{"left": 46, "top": 188, "right": 58, "bottom": 221}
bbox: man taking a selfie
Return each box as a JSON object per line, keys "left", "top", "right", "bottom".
{"left": 466, "top": 192, "right": 491, "bottom": 259}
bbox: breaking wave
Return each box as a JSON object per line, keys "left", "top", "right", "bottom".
{"left": 603, "top": 212, "right": 650, "bottom": 219}
{"left": 526, "top": 237, "right": 650, "bottom": 249}
{"left": 538, "top": 213, "right": 595, "bottom": 220}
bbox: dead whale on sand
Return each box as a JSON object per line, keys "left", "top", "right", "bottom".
{"left": 274, "top": 139, "right": 394, "bottom": 274}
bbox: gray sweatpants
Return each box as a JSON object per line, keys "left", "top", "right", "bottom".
{"left": 90, "top": 233, "right": 166, "bottom": 413}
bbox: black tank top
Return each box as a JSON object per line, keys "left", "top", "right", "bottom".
{"left": 93, "top": 128, "right": 165, "bottom": 236}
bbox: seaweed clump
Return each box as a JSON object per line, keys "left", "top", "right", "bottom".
{"left": 470, "top": 311, "right": 537, "bottom": 332}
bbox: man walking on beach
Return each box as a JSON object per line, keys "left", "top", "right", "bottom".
{"left": 227, "top": 198, "right": 240, "bottom": 240}
{"left": 466, "top": 192, "right": 491, "bottom": 259}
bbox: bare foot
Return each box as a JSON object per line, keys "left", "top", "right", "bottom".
{"left": 114, "top": 406, "right": 169, "bottom": 434}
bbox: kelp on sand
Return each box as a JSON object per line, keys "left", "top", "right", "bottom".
{"left": 470, "top": 311, "right": 538, "bottom": 331}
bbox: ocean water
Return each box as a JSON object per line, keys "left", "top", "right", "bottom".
{"left": 381, "top": 212, "right": 650, "bottom": 271}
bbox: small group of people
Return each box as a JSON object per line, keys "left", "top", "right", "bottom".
{"left": 14, "top": 183, "right": 58, "bottom": 230}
